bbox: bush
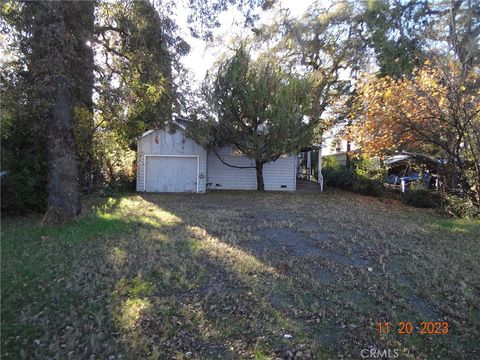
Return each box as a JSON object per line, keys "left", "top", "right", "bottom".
{"left": 322, "top": 165, "right": 354, "bottom": 189}
{"left": 443, "top": 194, "right": 480, "bottom": 218}
{"left": 404, "top": 190, "right": 442, "bottom": 208}
{"left": 1, "top": 149, "right": 48, "bottom": 214}
{"left": 352, "top": 177, "right": 385, "bottom": 197}
{"left": 322, "top": 155, "right": 385, "bottom": 197}
{"left": 322, "top": 155, "right": 341, "bottom": 170}
{"left": 352, "top": 156, "right": 386, "bottom": 181}
{"left": 322, "top": 155, "right": 479, "bottom": 218}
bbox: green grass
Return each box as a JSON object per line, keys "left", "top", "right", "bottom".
{"left": 436, "top": 218, "right": 480, "bottom": 234}
{"left": 1, "top": 191, "right": 479, "bottom": 359}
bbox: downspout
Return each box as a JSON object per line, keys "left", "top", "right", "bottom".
{"left": 307, "top": 151, "right": 312, "bottom": 180}
{"left": 318, "top": 143, "right": 324, "bottom": 192}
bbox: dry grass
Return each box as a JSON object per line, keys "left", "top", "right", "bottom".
{"left": 1, "top": 190, "right": 479, "bottom": 359}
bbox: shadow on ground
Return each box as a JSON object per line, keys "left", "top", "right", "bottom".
{"left": 1, "top": 191, "right": 479, "bottom": 359}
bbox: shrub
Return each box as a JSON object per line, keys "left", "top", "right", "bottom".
{"left": 443, "top": 194, "right": 480, "bottom": 218}
{"left": 322, "top": 155, "right": 341, "bottom": 170}
{"left": 322, "top": 165, "right": 354, "bottom": 189}
{"left": 1, "top": 148, "right": 48, "bottom": 214}
{"left": 352, "top": 177, "right": 385, "bottom": 197}
{"left": 322, "top": 155, "right": 385, "bottom": 197}
{"left": 404, "top": 190, "right": 442, "bottom": 208}
{"left": 352, "top": 156, "right": 386, "bottom": 181}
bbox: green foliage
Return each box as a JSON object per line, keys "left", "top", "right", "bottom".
{"left": 443, "top": 194, "right": 480, "bottom": 219}
{"left": 322, "top": 162, "right": 354, "bottom": 190}
{"left": 95, "top": 0, "right": 176, "bottom": 147}
{"left": 1, "top": 150, "right": 47, "bottom": 214}
{"left": 92, "top": 131, "right": 136, "bottom": 193}
{"left": 404, "top": 190, "right": 442, "bottom": 209}
{"left": 361, "top": 0, "right": 479, "bottom": 76}
{"left": 322, "top": 155, "right": 385, "bottom": 197}
{"left": 352, "top": 156, "right": 386, "bottom": 181}
{"left": 206, "top": 45, "right": 313, "bottom": 158}
{"left": 351, "top": 177, "right": 385, "bottom": 197}
{"left": 1, "top": 64, "right": 48, "bottom": 213}
{"left": 256, "top": 1, "right": 366, "bottom": 137}
{"left": 361, "top": 0, "right": 424, "bottom": 77}
{"left": 322, "top": 155, "right": 341, "bottom": 171}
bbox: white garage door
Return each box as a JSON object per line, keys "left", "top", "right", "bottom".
{"left": 145, "top": 156, "right": 198, "bottom": 192}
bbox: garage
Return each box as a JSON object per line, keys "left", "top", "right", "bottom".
{"left": 136, "top": 121, "right": 207, "bottom": 193}
{"left": 144, "top": 156, "right": 199, "bottom": 192}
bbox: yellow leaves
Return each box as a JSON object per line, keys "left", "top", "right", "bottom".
{"left": 350, "top": 60, "right": 479, "bottom": 155}
{"left": 286, "top": 38, "right": 293, "bottom": 50}
{"left": 438, "top": 98, "right": 447, "bottom": 108}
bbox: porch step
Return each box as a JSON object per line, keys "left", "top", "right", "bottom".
{"left": 296, "top": 180, "right": 322, "bottom": 192}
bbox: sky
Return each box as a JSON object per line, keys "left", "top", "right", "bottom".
{"left": 177, "top": 0, "right": 314, "bottom": 84}
{"left": 175, "top": 0, "right": 345, "bottom": 154}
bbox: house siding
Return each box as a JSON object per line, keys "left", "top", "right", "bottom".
{"left": 136, "top": 127, "right": 207, "bottom": 192}
{"left": 207, "top": 147, "right": 296, "bottom": 191}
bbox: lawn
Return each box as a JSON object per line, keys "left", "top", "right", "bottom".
{"left": 1, "top": 190, "right": 479, "bottom": 359}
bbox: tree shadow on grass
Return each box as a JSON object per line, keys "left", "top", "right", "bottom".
{"left": 99, "top": 196, "right": 333, "bottom": 359}
{"left": 2, "top": 193, "right": 478, "bottom": 359}
{"left": 1, "top": 197, "right": 128, "bottom": 359}
{"left": 136, "top": 192, "right": 480, "bottom": 359}
{"left": 132, "top": 194, "right": 388, "bottom": 358}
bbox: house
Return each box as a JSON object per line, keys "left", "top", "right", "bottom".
{"left": 136, "top": 119, "right": 304, "bottom": 193}
{"left": 322, "top": 125, "right": 357, "bottom": 166}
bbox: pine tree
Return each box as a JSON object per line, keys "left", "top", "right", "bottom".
{"left": 200, "top": 46, "right": 313, "bottom": 191}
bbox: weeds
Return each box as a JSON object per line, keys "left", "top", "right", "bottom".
{"left": 1, "top": 191, "right": 479, "bottom": 359}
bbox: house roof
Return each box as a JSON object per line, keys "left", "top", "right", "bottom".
{"left": 140, "top": 115, "right": 191, "bottom": 138}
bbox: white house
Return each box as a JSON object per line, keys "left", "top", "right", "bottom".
{"left": 136, "top": 120, "right": 302, "bottom": 193}
{"left": 321, "top": 126, "right": 357, "bottom": 166}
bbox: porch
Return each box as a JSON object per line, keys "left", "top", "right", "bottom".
{"left": 296, "top": 179, "right": 323, "bottom": 193}
{"left": 296, "top": 147, "right": 323, "bottom": 192}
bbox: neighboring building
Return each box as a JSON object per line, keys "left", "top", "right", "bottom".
{"left": 321, "top": 126, "right": 356, "bottom": 166}
{"left": 136, "top": 120, "right": 299, "bottom": 193}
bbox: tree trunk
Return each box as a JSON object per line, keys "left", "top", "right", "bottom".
{"left": 72, "top": 0, "right": 95, "bottom": 193}
{"left": 40, "top": 2, "right": 82, "bottom": 224}
{"left": 255, "top": 160, "right": 265, "bottom": 191}
{"left": 345, "top": 119, "right": 352, "bottom": 169}
{"left": 43, "top": 80, "right": 82, "bottom": 224}
{"left": 346, "top": 140, "right": 352, "bottom": 169}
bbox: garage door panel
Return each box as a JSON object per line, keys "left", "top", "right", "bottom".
{"left": 145, "top": 157, "right": 197, "bottom": 192}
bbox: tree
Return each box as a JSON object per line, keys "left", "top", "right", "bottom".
{"left": 358, "top": 0, "right": 426, "bottom": 77}
{"left": 358, "top": 0, "right": 480, "bottom": 77}
{"left": 256, "top": 1, "right": 365, "bottom": 120}
{"left": 197, "top": 46, "right": 313, "bottom": 191}
{"left": 3, "top": 2, "right": 95, "bottom": 223}
{"left": 252, "top": 1, "right": 368, "bottom": 176}
{"left": 352, "top": 60, "right": 480, "bottom": 202}
{"left": 94, "top": 0, "right": 179, "bottom": 150}
{"left": 1, "top": 0, "right": 265, "bottom": 218}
